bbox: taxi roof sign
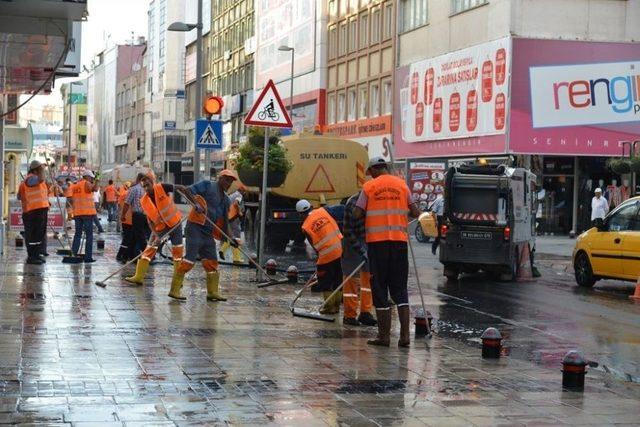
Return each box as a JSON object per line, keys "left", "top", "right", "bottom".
{"left": 244, "top": 79, "right": 292, "bottom": 128}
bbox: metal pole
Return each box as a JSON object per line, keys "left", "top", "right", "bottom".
{"left": 258, "top": 127, "right": 269, "bottom": 280}
{"left": 194, "top": 0, "right": 203, "bottom": 181}
{"left": 68, "top": 84, "right": 73, "bottom": 171}
{"left": 289, "top": 49, "right": 294, "bottom": 117}
{"left": 0, "top": 96, "right": 5, "bottom": 255}
{"left": 571, "top": 156, "right": 579, "bottom": 237}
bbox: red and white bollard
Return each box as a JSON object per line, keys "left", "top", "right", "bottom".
{"left": 562, "top": 350, "right": 587, "bottom": 390}
{"left": 286, "top": 265, "right": 298, "bottom": 283}
{"left": 481, "top": 327, "right": 502, "bottom": 359}
{"left": 265, "top": 259, "right": 277, "bottom": 276}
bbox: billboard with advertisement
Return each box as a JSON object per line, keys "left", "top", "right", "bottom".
{"left": 394, "top": 37, "right": 510, "bottom": 158}
{"left": 255, "top": 0, "right": 315, "bottom": 88}
{"left": 9, "top": 198, "right": 66, "bottom": 232}
{"left": 408, "top": 162, "right": 446, "bottom": 211}
{"left": 510, "top": 38, "right": 640, "bottom": 156}
{"left": 324, "top": 115, "right": 393, "bottom": 160}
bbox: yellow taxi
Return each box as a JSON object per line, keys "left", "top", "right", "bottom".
{"left": 573, "top": 196, "right": 640, "bottom": 287}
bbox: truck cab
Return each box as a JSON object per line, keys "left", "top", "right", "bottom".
{"left": 440, "top": 164, "right": 536, "bottom": 281}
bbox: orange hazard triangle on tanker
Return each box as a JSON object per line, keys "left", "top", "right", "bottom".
{"left": 305, "top": 165, "right": 335, "bottom": 193}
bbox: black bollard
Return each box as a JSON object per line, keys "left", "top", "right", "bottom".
{"left": 15, "top": 237, "right": 24, "bottom": 248}
{"left": 562, "top": 350, "right": 587, "bottom": 390}
{"left": 265, "top": 259, "right": 277, "bottom": 276}
{"left": 286, "top": 265, "right": 298, "bottom": 283}
{"left": 96, "top": 239, "right": 105, "bottom": 250}
{"left": 414, "top": 307, "right": 433, "bottom": 336}
{"left": 481, "top": 327, "right": 502, "bottom": 359}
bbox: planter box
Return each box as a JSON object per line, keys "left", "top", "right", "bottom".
{"left": 237, "top": 167, "right": 287, "bottom": 188}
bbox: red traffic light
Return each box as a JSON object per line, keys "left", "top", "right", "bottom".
{"left": 204, "top": 96, "right": 223, "bottom": 115}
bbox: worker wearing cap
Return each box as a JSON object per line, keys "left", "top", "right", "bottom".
{"left": 104, "top": 179, "right": 119, "bottom": 223}
{"left": 591, "top": 187, "right": 609, "bottom": 227}
{"left": 123, "top": 173, "right": 150, "bottom": 257}
{"left": 353, "top": 157, "right": 421, "bottom": 347}
{"left": 116, "top": 181, "right": 133, "bottom": 262}
{"left": 125, "top": 173, "right": 184, "bottom": 285}
{"left": 17, "top": 160, "right": 50, "bottom": 265}
{"left": 219, "top": 185, "right": 246, "bottom": 264}
{"left": 70, "top": 170, "right": 100, "bottom": 262}
{"left": 341, "top": 191, "right": 377, "bottom": 327}
{"left": 297, "top": 199, "right": 344, "bottom": 314}
{"left": 170, "top": 169, "right": 237, "bottom": 301}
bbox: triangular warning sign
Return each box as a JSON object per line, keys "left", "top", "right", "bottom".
{"left": 198, "top": 124, "right": 220, "bottom": 147}
{"left": 305, "top": 165, "right": 336, "bottom": 193}
{"left": 244, "top": 79, "right": 293, "bottom": 128}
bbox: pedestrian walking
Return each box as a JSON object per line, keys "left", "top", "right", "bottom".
{"left": 341, "top": 191, "right": 377, "bottom": 327}
{"left": 104, "top": 179, "right": 119, "bottom": 223}
{"left": 71, "top": 170, "right": 99, "bottom": 263}
{"left": 297, "top": 199, "right": 344, "bottom": 315}
{"left": 591, "top": 188, "right": 609, "bottom": 227}
{"left": 430, "top": 192, "right": 445, "bottom": 255}
{"left": 92, "top": 183, "right": 104, "bottom": 233}
{"left": 171, "top": 169, "right": 237, "bottom": 301}
{"left": 125, "top": 173, "right": 184, "bottom": 285}
{"left": 219, "top": 186, "right": 245, "bottom": 264}
{"left": 17, "top": 160, "right": 50, "bottom": 265}
{"left": 116, "top": 182, "right": 133, "bottom": 262}
{"left": 353, "top": 157, "right": 421, "bottom": 347}
{"left": 122, "top": 173, "right": 149, "bottom": 257}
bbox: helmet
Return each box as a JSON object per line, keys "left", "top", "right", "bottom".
{"left": 367, "top": 156, "right": 388, "bottom": 171}
{"left": 82, "top": 170, "right": 95, "bottom": 179}
{"left": 28, "top": 160, "right": 43, "bottom": 171}
{"left": 296, "top": 199, "right": 311, "bottom": 213}
{"left": 218, "top": 169, "right": 237, "bottom": 181}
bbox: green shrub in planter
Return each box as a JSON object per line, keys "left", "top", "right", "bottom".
{"left": 606, "top": 158, "right": 631, "bottom": 174}
{"left": 233, "top": 127, "right": 293, "bottom": 188}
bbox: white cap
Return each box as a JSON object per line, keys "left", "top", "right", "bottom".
{"left": 296, "top": 199, "right": 311, "bottom": 213}
{"left": 594, "top": 187, "right": 602, "bottom": 193}
{"left": 367, "top": 156, "right": 388, "bottom": 170}
{"left": 83, "top": 170, "right": 95, "bottom": 179}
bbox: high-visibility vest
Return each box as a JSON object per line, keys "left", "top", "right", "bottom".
{"left": 187, "top": 194, "right": 226, "bottom": 239}
{"left": 118, "top": 189, "right": 132, "bottom": 226}
{"left": 140, "top": 183, "right": 182, "bottom": 232}
{"left": 228, "top": 200, "right": 242, "bottom": 221}
{"left": 19, "top": 174, "right": 50, "bottom": 213}
{"left": 71, "top": 179, "right": 97, "bottom": 216}
{"left": 363, "top": 174, "right": 410, "bottom": 243}
{"left": 104, "top": 185, "right": 118, "bottom": 202}
{"left": 302, "top": 207, "right": 343, "bottom": 265}
{"left": 63, "top": 185, "right": 73, "bottom": 198}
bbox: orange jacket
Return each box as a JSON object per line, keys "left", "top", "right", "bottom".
{"left": 140, "top": 183, "right": 182, "bottom": 232}
{"left": 19, "top": 174, "right": 50, "bottom": 213}
{"left": 104, "top": 184, "right": 118, "bottom": 202}
{"left": 187, "top": 195, "right": 226, "bottom": 240}
{"left": 302, "top": 207, "right": 343, "bottom": 265}
{"left": 71, "top": 179, "right": 97, "bottom": 216}
{"left": 118, "top": 189, "right": 132, "bottom": 226}
{"left": 362, "top": 174, "right": 410, "bottom": 243}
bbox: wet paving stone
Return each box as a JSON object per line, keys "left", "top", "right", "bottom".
{"left": 1, "top": 230, "right": 640, "bottom": 425}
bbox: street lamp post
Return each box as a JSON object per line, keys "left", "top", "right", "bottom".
{"left": 67, "top": 81, "right": 83, "bottom": 174}
{"left": 278, "top": 45, "right": 295, "bottom": 117}
{"left": 169, "top": 1, "right": 203, "bottom": 181}
{"left": 143, "top": 110, "right": 154, "bottom": 163}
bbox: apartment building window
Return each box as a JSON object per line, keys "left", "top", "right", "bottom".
{"left": 400, "top": 0, "right": 428, "bottom": 32}
{"left": 79, "top": 115, "right": 87, "bottom": 125}
{"left": 339, "top": 22, "right": 348, "bottom": 56}
{"left": 370, "top": 82, "right": 380, "bottom": 117}
{"left": 349, "top": 0, "right": 358, "bottom": 13}
{"left": 451, "top": 0, "right": 487, "bottom": 14}
{"left": 383, "top": 2, "right": 393, "bottom": 40}
{"left": 329, "top": 0, "right": 337, "bottom": 19}
{"left": 339, "top": 0, "right": 348, "bottom": 16}
{"left": 329, "top": 25, "right": 337, "bottom": 59}
{"left": 347, "top": 87, "right": 356, "bottom": 121}
{"left": 337, "top": 91, "right": 346, "bottom": 122}
{"left": 382, "top": 78, "right": 392, "bottom": 115}
{"left": 358, "top": 86, "right": 368, "bottom": 119}
{"left": 371, "top": 7, "right": 381, "bottom": 43}
{"left": 358, "top": 13, "right": 369, "bottom": 49}
{"left": 348, "top": 19, "right": 357, "bottom": 53}
{"left": 328, "top": 93, "right": 336, "bottom": 124}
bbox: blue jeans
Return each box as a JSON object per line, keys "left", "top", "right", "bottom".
{"left": 106, "top": 202, "right": 117, "bottom": 222}
{"left": 72, "top": 216, "right": 94, "bottom": 260}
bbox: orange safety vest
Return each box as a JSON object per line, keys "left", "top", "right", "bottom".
{"left": 71, "top": 179, "right": 97, "bottom": 216}
{"left": 140, "top": 183, "right": 182, "bottom": 232}
{"left": 363, "top": 174, "right": 410, "bottom": 243}
{"left": 118, "top": 189, "right": 132, "bottom": 226}
{"left": 104, "top": 185, "right": 118, "bottom": 202}
{"left": 301, "top": 207, "right": 343, "bottom": 265}
{"left": 64, "top": 185, "right": 73, "bottom": 198}
{"left": 228, "top": 200, "right": 242, "bottom": 221}
{"left": 19, "top": 174, "right": 50, "bottom": 213}
{"left": 187, "top": 195, "right": 226, "bottom": 239}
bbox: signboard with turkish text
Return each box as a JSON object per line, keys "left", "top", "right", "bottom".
{"left": 408, "top": 162, "right": 446, "bottom": 210}
{"left": 9, "top": 198, "right": 66, "bottom": 232}
{"left": 324, "top": 115, "right": 392, "bottom": 160}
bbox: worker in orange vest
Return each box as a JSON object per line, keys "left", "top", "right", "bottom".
{"left": 125, "top": 173, "right": 184, "bottom": 285}
{"left": 71, "top": 170, "right": 100, "bottom": 262}
{"left": 17, "top": 160, "right": 51, "bottom": 265}
{"left": 171, "top": 170, "right": 237, "bottom": 301}
{"left": 297, "top": 199, "right": 344, "bottom": 315}
{"left": 219, "top": 185, "right": 245, "bottom": 264}
{"left": 63, "top": 178, "right": 74, "bottom": 222}
{"left": 353, "top": 157, "right": 420, "bottom": 347}
{"left": 116, "top": 182, "right": 133, "bottom": 263}
{"left": 104, "top": 179, "right": 119, "bottom": 223}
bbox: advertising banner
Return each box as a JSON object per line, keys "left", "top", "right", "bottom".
{"left": 9, "top": 198, "right": 66, "bottom": 232}
{"left": 408, "top": 162, "right": 446, "bottom": 211}
{"left": 255, "top": 0, "right": 315, "bottom": 88}
{"left": 324, "top": 115, "right": 392, "bottom": 160}
{"left": 510, "top": 38, "right": 640, "bottom": 156}
{"left": 394, "top": 37, "right": 510, "bottom": 158}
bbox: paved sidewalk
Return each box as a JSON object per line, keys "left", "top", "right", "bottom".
{"left": 0, "top": 231, "right": 638, "bottom": 425}
{"left": 535, "top": 236, "right": 576, "bottom": 259}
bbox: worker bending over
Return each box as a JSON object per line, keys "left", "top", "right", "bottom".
{"left": 354, "top": 157, "right": 420, "bottom": 347}
{"left": 125, "top": 173, "right": 184, "bottom": 285}
{"left": 170, "top": 169, "right": 237, "bottom": 301}
{"left": 71, "top": 171, "right": 100, "bottom": 263}
{"left": 297, "top": 199, "right": 344, "bottom": 315}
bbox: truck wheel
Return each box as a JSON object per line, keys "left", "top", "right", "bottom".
{"left": 444, "top": 266, "right": 459, "bottom": 281}
{"left": 574, "top": 252, "right": 596, "bottom": 288}
{"left": 414, "top": 225, "right": 430, "bottom": 243}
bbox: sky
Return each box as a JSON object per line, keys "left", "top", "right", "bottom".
{"left": 23, "top": 0, "right": 149, "bottom": 111}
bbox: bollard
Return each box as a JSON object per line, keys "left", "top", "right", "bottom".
{"left": 481, "top": 327, "right": 502, "bottom": 359}
{"left": 15, "top": 237, "right": 24, "bottom": 248}
{"left": 562, "top": 350, "right": 587, "bottom": 390}
{"left": 250, "top": 253, "right": 259, "bottom": 270}
{"left": 286, "top": 265, "right": 298, "bottom": 283}
{"left": 96, "top": 239, "right": 105, "bottom": 250}
{"left": 414, "top": 307, "right": 433, "bottom": 336}
{"left": 265, "top": 259, "right": 277, "bottom": 276}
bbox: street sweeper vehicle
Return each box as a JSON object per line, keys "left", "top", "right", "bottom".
{"left": 438, "top": 164, "right": 537, "bottom": 281}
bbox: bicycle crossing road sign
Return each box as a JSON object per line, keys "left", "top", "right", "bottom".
{"left": 244, "top": 79, "right": 292, "bottom": 128}
{"left": 196, "top": 119, "right": 223, "bottom": 150}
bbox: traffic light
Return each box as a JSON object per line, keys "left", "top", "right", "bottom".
{"left": 203, "top": 95, "right": 223, "bottom": 119}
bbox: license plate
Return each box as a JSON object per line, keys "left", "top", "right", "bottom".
{"left": 461, "top": 231, "right": 492, "bottom": 240}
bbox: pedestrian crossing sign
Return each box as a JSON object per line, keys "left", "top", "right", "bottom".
{"left": 196, "top": 119, "right": 223, "bottom": 150}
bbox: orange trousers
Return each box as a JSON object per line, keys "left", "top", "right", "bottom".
{"left": 342, "top": 271, "right": 372, "bottom": 318}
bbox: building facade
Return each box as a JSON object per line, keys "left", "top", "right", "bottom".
{"left": 325, "top": 0, "right": 395, "bottom": 159}
{"left": 59, "top": 82, "right": 87, "bottom": 167}
{"left": 393, "top": 0, "right": 640, "bottom": 235}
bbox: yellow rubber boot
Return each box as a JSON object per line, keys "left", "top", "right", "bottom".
{"left": 168, "top": 270, "right": 186, "bottom": 301}
{"left": 319, "top": 290, "right": 341, "bottom": 315}
{"left": 232, "top": 247, "right": 243, "bottom": 264}
{"left": 125, "top": 258, "right": 149, "bottom": 285}
{"left": 206, "top": 271, "right": 227, "bottom": 301}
